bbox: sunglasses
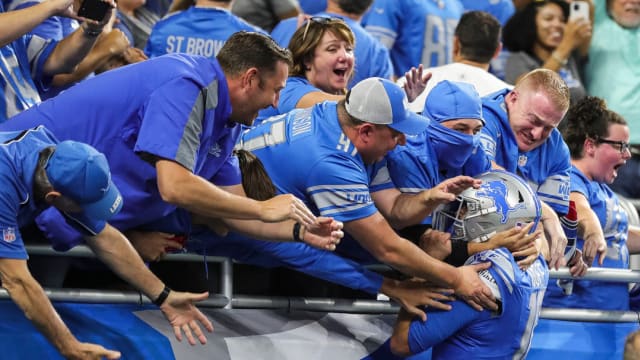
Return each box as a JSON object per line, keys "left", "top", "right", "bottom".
{"left": 302, "top": 16, "right": 342, "bottom": 42}
{"left": 596, "top": 138, "right": 631, "bottom": 154}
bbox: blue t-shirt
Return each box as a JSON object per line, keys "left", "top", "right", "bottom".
{"left": 0, "top": 3, "right": 56, "bottom": 122}
{"left": 241, "top": 102, "right": 395, "bottom": 222}
{"left": 543, "top": 166, "right": 630, "bottom": 311}
{"left": 255, "top": 76, "right": 320, "bottom": 124}
{"left": 298, "top": 0, "right": 326, "bottom": 15}
{"left": 145, "top": 7, "right": 265, "bottom": 59}
{"left": 0, "top": 126, "right": 105, "bottom": 259}
{"left": 363, "top": 0, "right": 464, "bottom": 77}
{"left": 479, "top": 89, "right": 571, "bottom": 214}
{"left": 270, "top": 12, "right": 393, "bottom": 89}
{"left": 408, "top": 248, "right": 548, "bottom": 359}
{"left": 0, "top": 54, "right": 241, "bottom": 250}
{"left": 238, "top": 102, "right": 395, "bottom": 292}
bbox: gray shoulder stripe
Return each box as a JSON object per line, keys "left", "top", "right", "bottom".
{"left": 176, "top": 80, "right": 218, "bottom": 171}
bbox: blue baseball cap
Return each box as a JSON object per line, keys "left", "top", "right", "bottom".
{"left": 423, "top": 80, "right": 484, "bottom": 125}
{"left": 345, "top": 77, "right": 429, "bottom": 135}
{"left": 45, "top": 141, "right": 123, "bottom": 221}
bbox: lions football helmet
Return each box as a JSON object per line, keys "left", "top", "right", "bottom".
{"left": 432, "top": 170, "right": 542, "bottom": 242}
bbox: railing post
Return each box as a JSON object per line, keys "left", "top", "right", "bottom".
{"left": 221, "top": 258, "right": 233, "bottom": 309}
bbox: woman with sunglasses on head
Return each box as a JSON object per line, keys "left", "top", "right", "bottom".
{"left": 542, "top": 96, "right": 640, "bottom": 311}
{"left": 256, "top": 15, "right": 427, "bottom": 123}
{"left": 502, "top": 0, "right": 592, "bottom": 113}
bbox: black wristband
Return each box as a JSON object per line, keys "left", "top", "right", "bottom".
{"left": 444, "top": 239, "right": 470, "bottom": 267}
{"left": 153, "top": 285, "right": 171, "bottom": 306}
{"left": 292, "top": 222, "right": 303, "bottom": 242}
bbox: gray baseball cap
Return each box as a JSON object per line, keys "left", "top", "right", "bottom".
{"left": 345, "top": 77, "right": 429, "bottom": 135}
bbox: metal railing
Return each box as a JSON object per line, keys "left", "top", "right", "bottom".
{"left": 21, "top": 244, "right": 640, "bottom": 323}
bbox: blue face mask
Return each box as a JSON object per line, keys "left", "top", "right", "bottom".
{"left": 427, "top": 120, "right": 479, "bottom": 169}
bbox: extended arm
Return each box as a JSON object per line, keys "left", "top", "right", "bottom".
{"left": 51, "top": 28, "right": 129, "bottom": 86}
{"left": 0, "top": 0, "right": 72, "bottom": 46}
{"left": 156, "top": 160, "right": 316, "bottom": 226}
{"left": 0, "top": 257, "right": 121, "bottom": 359}
{"left": 390, "top": 300, "right": 484, "bottom": 357}
{"left": 627, "top": 225, "right": 640, "bottom": 254}
{"left": 373, "top": 176, "right": 481, "bottom": 230}
{"left": 344, "top": 212, "right": 496, "bottom": 310}
{"left": 42, "top": 0, "right": 116, "bottom": 75}
{"left": 85, "top": 224, "right": 213, "bottom": 345}
{"left": 571, "top": 192, "right": 607, "bottom": 266}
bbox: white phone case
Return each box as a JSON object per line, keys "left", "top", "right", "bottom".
{"left": 569, "top": 1, "right": 589, "bottom": 21}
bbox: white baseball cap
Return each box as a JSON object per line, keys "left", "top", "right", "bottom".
{"left": 345, "top": 77, "right": 429, "bottom": 135}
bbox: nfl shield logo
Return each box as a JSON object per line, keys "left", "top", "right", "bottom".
{"left": 3, "top": 227, "right": 16, "bottom": 243}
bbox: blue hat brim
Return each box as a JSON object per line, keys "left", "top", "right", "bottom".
{"left": 80, "top": 180, "right": 123, "bottom": 221}
{"left": 388, "top": 111, "right": 430, "bottom": 135}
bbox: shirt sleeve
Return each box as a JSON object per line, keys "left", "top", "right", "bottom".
{"left": 479, "top": 118, "right": 499, "bottom": 163}
{"left": 408, "top": 300, "right": 488, "bottom": 354}
{"left": 135, "top": 76, "right": 212, "bottom": 172}
{"left": 24, "top": 34, "right": 57, "bottom": 92}
{"left": 210, "top": 154, "right": 241, "bottom": 186}
{"left": 0, "top": 187, "right": 27, "bottom": 260}
{"left": 504, "top": 52, "right": 537, "bottom": 85}
{"left": 535, "top": 137, "right": 571, "bottom": 214}
{"left": 306, "top": 155, "right": 380, "bottom": 223}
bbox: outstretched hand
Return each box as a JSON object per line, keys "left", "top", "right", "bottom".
{"left": 160, "top": 291, "right": 214, "bottom": 345}
{"left": 568, "top": 249, "right": 588, "bottom": 277}
{"left": 402, "top": 64, "right": 432, "bottom": 103}
{"left": 64, "top": 342, "right": 121, "bottom": 360}
{"left": 383, "top": 278, "right": 454, "bottom": 322}
{"left": 454, "top": 263, "right": 498, "bottom": 311}
{"left": 260, "top": 194, "right": 317, "bottom": 227}
{"left": 424, "top": 175, "right": 481, "bottom": 206}
{"left": 301, "top": 217, "right": 344, "bottom": 251}
{"left": 487, "top": 223, "right": 542, "bottom": 269}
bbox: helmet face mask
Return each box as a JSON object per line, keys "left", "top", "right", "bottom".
{"left": 433, "top": 171, "right": 542, "bottom": 243}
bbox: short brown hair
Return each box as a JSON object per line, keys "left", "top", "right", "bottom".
{"left": 217, "top": 31, "right": 292, "bottom": 79}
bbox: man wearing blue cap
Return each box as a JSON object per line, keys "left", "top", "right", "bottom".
{"left": 234, "top": 77, "right": 499, "bottom": 317}
{"left": 0, "top": 126, "right": 213, "bottom": 359}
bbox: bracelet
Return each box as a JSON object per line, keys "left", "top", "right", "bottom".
{"left": 81, "top": 24, "right": 103, "bottom": 37}
{"left": 292, "top": 222, "right": 303, "bottom": 242}
{"left": 153, "top": 285, "right": 171, "bottom": 306}
{"left": 550, "top": 51, "right": 568, "bottom": 66}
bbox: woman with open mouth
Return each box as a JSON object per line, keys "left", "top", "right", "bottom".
{"left": 255, "top": 16, "right": 427, "bottom": 124}
{"left": 542, "top": 95, "right": 640, "bottom": 312}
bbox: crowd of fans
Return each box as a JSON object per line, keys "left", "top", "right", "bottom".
{"left": 1, "top": 0, "right": 639, "bottom": 358}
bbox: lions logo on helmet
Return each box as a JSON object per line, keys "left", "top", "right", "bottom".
{"left": 433, "top": 170, "right": 542, "bottom": 243}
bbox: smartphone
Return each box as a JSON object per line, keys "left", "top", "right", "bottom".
{"left": 569, "top": 1, "right": 589, "bottom": 22}
{"left": 77, "top": 0, "right": 111, "bottom": 21}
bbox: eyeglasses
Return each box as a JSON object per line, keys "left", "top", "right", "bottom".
{"left": 596, "top": 138, "right": 631, "bottom": 154}
{"left": 302, "top": 16, "right": 341, "bottom": 42}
